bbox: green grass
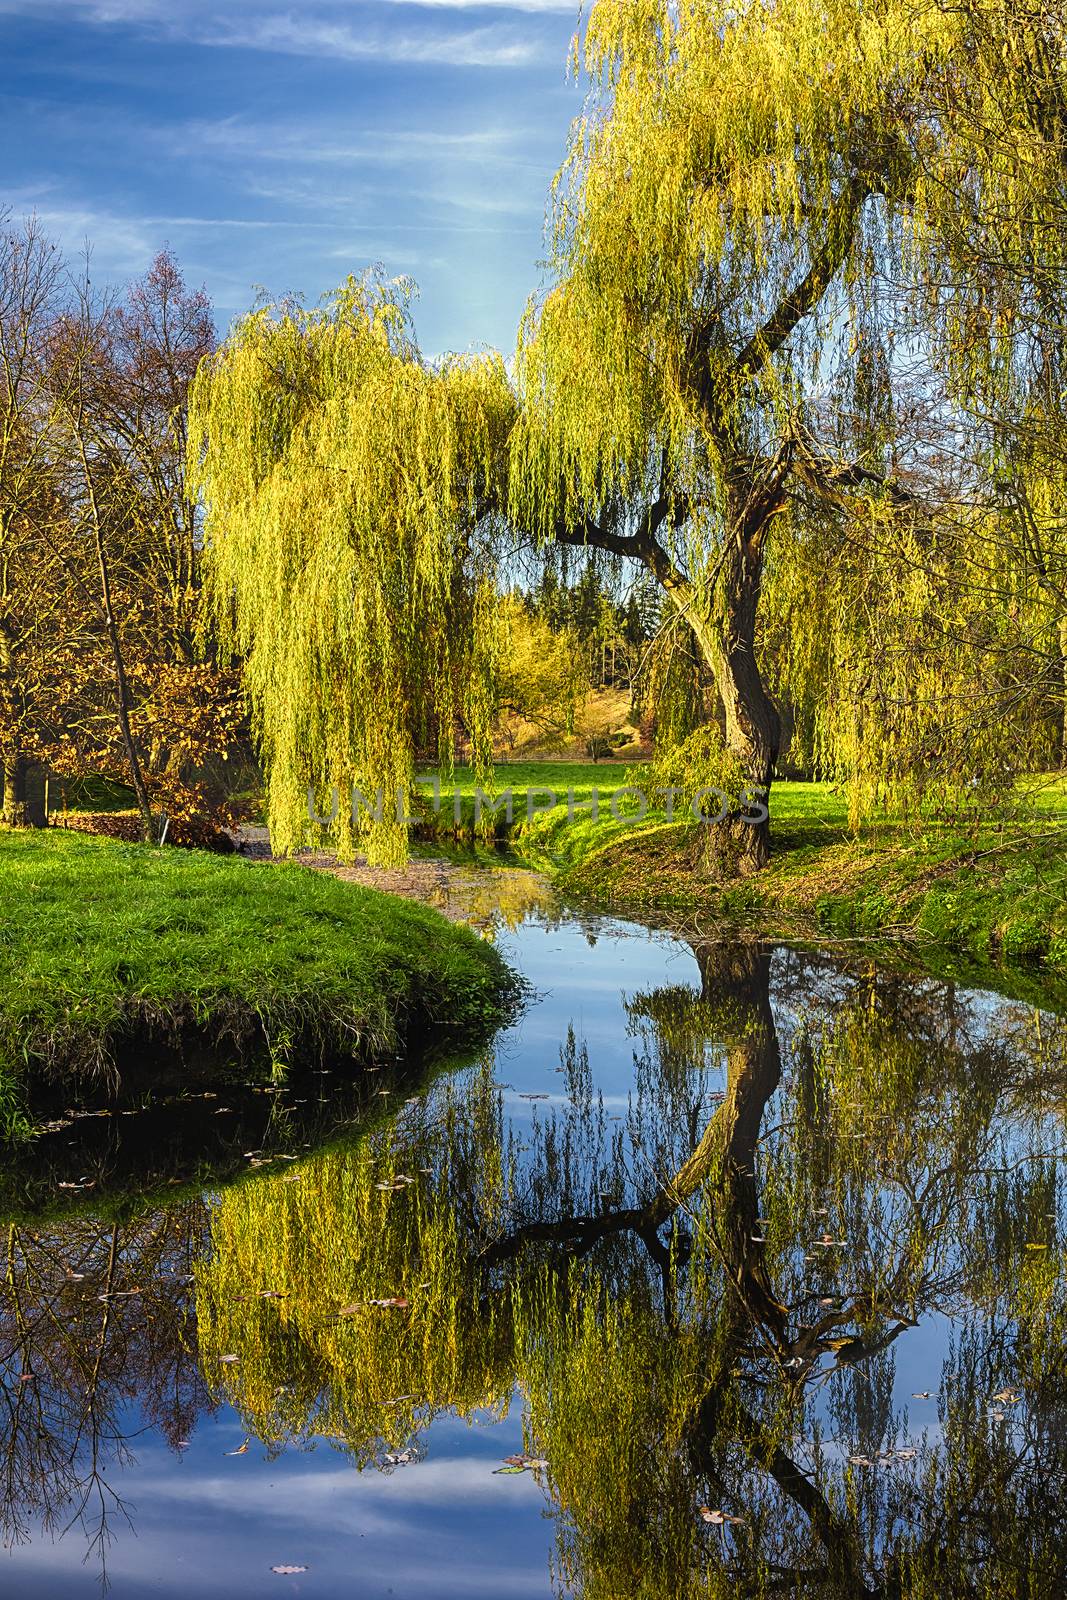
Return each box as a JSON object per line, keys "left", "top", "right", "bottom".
{"left": 0, "top": 828, "right": 521, "bottom": 1137}
{"left": 558, "top": 802, "right": 1067, "bottom": 977}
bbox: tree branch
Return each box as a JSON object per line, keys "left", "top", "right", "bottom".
{"left": 734, "top": 179, "right": 871, "bottom": 382}
{"left": 555, "top": 494, "right": 694, "bottom": 597}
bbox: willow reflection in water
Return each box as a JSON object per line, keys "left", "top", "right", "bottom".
{"left": 2, "top": 924, "right": 1066, "bottom": 1598}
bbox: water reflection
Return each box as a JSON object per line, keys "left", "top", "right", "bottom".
{"left": 2, "top": 917, "right": 1066, "bottom": 1597}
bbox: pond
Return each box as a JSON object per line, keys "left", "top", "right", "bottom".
{"left": 2, "top": 865, "right": 1066, "bottom": 1597}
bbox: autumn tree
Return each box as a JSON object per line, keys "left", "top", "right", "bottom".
{"left": 0, "top": 221, "right": 238, "bottom": 837}
{"left": 0, "top": 216, "right": 77, "bottom": 825}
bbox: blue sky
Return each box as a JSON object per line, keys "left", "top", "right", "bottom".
{"left": 0, "top": 0, "right": 586, "bottom": 354}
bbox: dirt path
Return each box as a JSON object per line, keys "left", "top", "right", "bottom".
{"left": 236, "top": 826, "right": 553, "bottom": 929}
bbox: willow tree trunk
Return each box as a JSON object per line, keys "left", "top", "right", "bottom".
{"left": 682, "top": 517, "right": 780, "bottom": 874}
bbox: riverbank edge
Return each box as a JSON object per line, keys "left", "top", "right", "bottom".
{"left": 0, "top": 829, "right": 524, "bottom": 1139}
{"left": 549, "top": 817, "right": 1067, "bottom": 980}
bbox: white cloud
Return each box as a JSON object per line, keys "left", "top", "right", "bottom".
{"left": 204, "top": 14, "right": 545, "bottom": 68}
{"left": 0, "top": 1, "right": 566, "bottom": 67}
{"left": 184, "top": 115, "right": 528, "bottom": 168}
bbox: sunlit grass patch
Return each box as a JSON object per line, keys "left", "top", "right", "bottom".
{"left": 0, "top": 829, "right": 521, "bottom": 1135}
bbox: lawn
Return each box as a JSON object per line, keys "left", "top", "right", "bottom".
{"left": 0, "top": 828, "right": 520, "bottom": 1137}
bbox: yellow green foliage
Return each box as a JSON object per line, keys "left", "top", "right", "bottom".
{"left": 188, "top": 274, "right": 515, "bottom": 863}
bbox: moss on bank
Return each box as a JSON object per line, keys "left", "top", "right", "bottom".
{"left": 0, "top": 829, "right": 521, "bottom": 1137}
{"left": 557, "top": 816, "right": 1067, "bottom": 975}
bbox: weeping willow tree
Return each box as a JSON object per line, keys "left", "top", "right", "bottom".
{"left": 190, "top": 1, "right": 1067, "bottom": 865}
{"left": 506, "top": 0, "right": 943, "bottom": 866}
{"left": 188, "top": 274, "right": 514, "bottom": 862}
{"left": 508, "top": 0, "right": 1067, "bottom": 861}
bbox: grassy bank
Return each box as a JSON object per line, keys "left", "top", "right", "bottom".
{"left": 0, "top": 829, "right": 520, "bottom": 1137}
{"left": 557, "top": 806, "right": 1067, "bottom": 974}
{"left": 425, "top": 763, "right": 1067, "bottom": 976}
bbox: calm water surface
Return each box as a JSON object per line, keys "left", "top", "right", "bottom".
{"left": 3, "top": 868, "right": 1066, "bottom": 1598}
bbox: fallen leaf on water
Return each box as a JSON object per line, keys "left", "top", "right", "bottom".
{"left": 225, "top": 1440, "right": 250, "bottom": 1457}
{"left": 494, "top": 1464, "right": 527, "bottom": 1475}
{"left": 912, "top": 1392, "right": 931, "bottom": 1399}
{"left": 220, "top": 1354, "right": 240, "bottom": 1364}
{"left": 271, "top": 1566, "right": 307, "bottom": 1575}
{"left": 496, "top": 1454, "right": 548, "bottom": 1473}
{"left": 848, "top": 1455, "right": 874, "bottom": 1467}
{"left": 992, "top": 1389, "right": 1020, "bottom": 1404}
{"left": 698, "top": 1507, "right": 745, "bottom": 1526}
{"left": 384, "top": 1450, "right": 414, "bottom": 1466}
